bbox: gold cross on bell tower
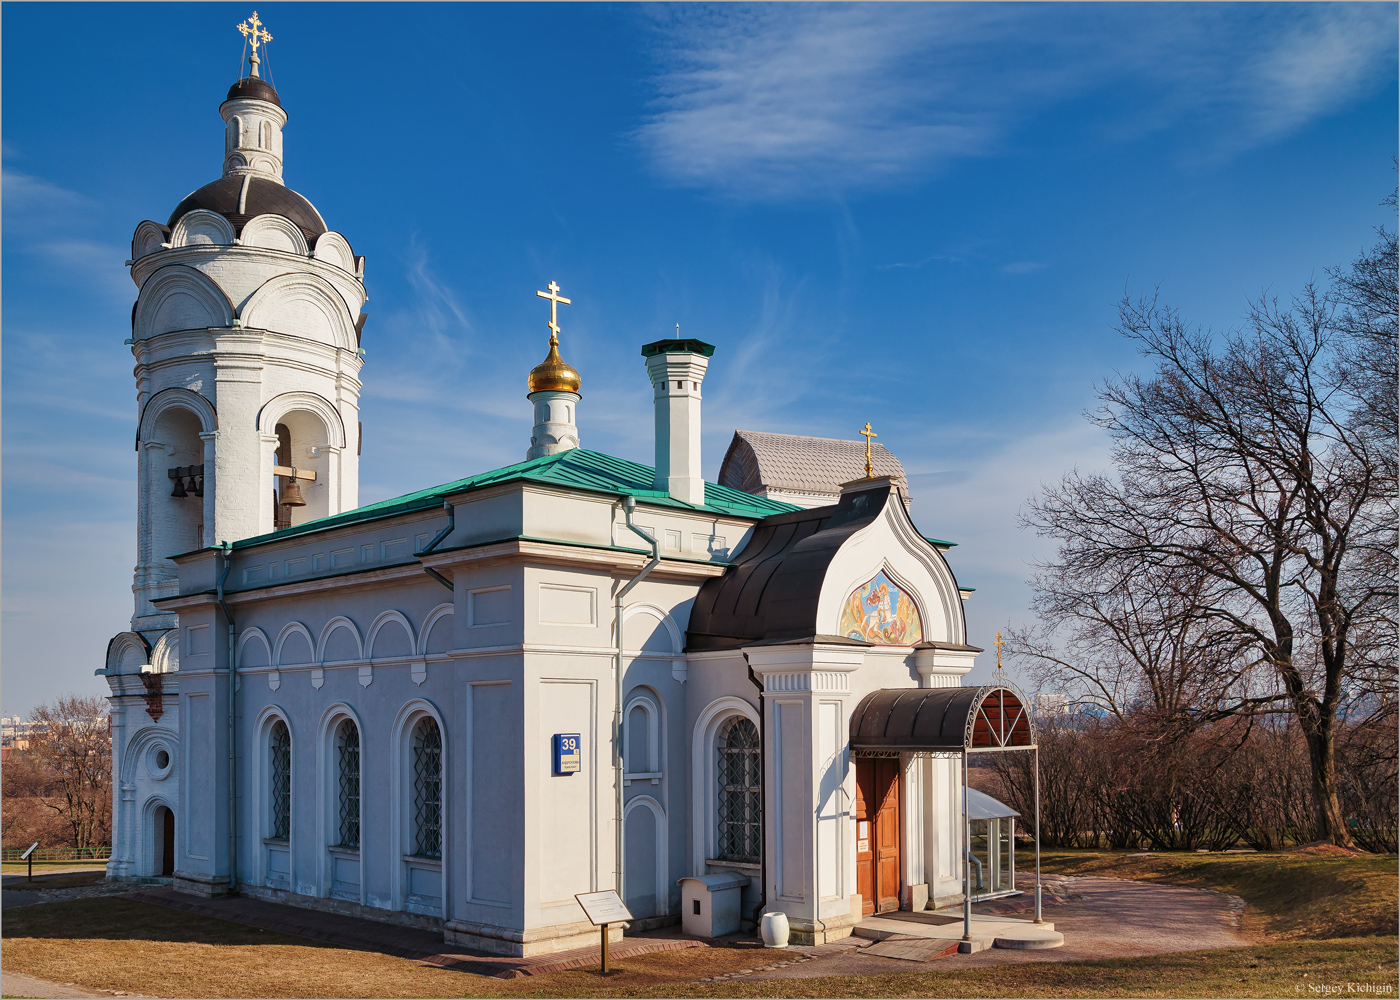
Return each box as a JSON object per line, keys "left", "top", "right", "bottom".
{"left": 535, "top": 281, "right": 571, "bottom": 345}
{"left": 859, "top": 422, "right": 878, "bottom": 478}
{"left": 994, "top": 631, "right": 1005, "bottom": 673}
{"left": 237, "top": 11, "right": 273, "bottom": 77}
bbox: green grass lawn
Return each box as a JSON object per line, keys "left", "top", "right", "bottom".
{"left": 1038, "top": 847, "right": 1398, "bottom": 941}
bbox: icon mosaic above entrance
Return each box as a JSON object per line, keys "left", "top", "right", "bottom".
{"left": 839, "top": 570, "right": 923, "bottom": 645}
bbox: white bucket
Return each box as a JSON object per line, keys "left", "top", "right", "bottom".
{"left": 760, "top": 910, "right": 790, "bottom": 948}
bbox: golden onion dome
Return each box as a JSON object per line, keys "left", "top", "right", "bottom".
{"left": 527, "top": 337, "right": 581, "bottom": 395}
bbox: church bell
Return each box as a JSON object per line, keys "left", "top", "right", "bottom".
{"left": 169, "top": 472, "right": 187, "bottom": 498}
{"left": 280, "top": 476, "right": 307, "bottom": 507}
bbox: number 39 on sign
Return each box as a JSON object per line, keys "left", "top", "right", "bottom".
{"left": 552, "top": 733, "right": 581, "bottom": 775}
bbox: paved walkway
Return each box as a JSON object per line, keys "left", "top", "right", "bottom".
{"left": 734, "top": 874, "right": 1247, "bottom": 981}
{"left": 0, "top": 970, "right": 147, "bottom": 999}
{"left": 122, "top": 888, "right": 704, "bottom": 979}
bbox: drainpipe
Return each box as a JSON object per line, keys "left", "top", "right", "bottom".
{"left": 745, "top": 656, "right": 767, "bottom": 937}
{"left": 217, "top": 542, "right": 237, "bottom": 893}
{"left": 615, "top": 496, "right": 660, "bottom": 900}
{"left": 417, "top": 502, "right": 455, "bottom": 591}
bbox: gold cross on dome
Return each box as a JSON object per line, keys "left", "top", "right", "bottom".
{"left": 237, "top": 11, "right": 272, "bottom": 54}
{"left": 535, "top": 281, "right": 572, "bottom": 345}
{"left": 859, "top": 422, "right": 878, "bottom": 478}
{"left": 994, "top": 631, "right": 1005, "bottom": 672}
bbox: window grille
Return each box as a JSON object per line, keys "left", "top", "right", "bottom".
{"left": 716, "top": 716, "right": 761, "bottom": 863}
{"left": 336, "top": 719, "right": 360, "bottom": 849}
{"left": 269, "top": 720, "right": 291, "bottom": 840}
{"left": 412, "top": 718, "right": 442, "bottom": 859}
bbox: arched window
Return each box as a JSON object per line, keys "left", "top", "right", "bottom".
{"left": 269, "top": 720, "right": 291, "bottom": 840}
{"left": 336, "top": 719, "right": 360, "bottom": 849}
{"left": 411, "top": 718, "right": 442, "bottom": 859}
{"left": 627, "top": 702, "right": 651, "bottom": 773}
{"left": 715, "top": 717, "right": 760, "bottom": 863}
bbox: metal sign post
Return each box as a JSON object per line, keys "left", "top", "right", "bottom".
{"left": 575, "top": 889, "right": 633, "bottom": 975}
{"left": 21, "top": 842, "right": 38, "bottom": 882}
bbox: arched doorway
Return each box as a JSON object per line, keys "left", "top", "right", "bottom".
{"left": 154, "top": 805, "right": 174, "bottom": 876}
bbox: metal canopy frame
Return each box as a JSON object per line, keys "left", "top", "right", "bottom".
{"left": 848, "top": 683, "right": 1043, "bottom": 943}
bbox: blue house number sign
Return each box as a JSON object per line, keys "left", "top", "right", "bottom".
{"left": 553, "top": 733, "right": 581, "bottom": 775}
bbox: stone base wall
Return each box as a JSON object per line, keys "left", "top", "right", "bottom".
{"left": 444, "top": 917, "right": 623, "bottom": 958}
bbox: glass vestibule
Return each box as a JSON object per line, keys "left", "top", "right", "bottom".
{"left": 968, "top": 816, "right": 1016, "bottom": 899}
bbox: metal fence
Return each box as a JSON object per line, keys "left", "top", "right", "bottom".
{"left": 1, "top": 846, "right": 111, "bottom": 862}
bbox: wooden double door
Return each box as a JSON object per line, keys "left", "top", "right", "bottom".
{"left": 855, "top": 758, "right": 901, "bottom": 915}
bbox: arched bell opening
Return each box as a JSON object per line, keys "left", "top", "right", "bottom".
{"left": 149, "top": 406, "right": 207, "bottom": 570}
{"left": 271, "top": 410, "right": 330, "bottom": 528}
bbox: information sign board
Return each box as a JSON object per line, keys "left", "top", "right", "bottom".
{"left": 574, "top": 889, "right": 633, "bottom": 926}
{"left": 552, "top": 733, "right": 581, "bottom": 775}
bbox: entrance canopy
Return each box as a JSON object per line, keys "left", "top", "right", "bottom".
{"left": 848, "top": 684, "right": 1036, "bottom": 756}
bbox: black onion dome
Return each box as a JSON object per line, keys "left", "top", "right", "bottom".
{"left": 167, "top": 176, "right": 327, "bottom": 241}
{"left": 224, "top": 76, "right": 282, "bottom": 108}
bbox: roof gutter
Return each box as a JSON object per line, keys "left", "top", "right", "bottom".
{"left": 614, "top": 496, "right": 660, "bottom": 901}
{"left": 217, "top": 542, "right": 238, "bottom": 894}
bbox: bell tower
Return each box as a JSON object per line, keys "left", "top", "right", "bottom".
{"left": 125, "top": 18, "right": 367, "bottom": 638}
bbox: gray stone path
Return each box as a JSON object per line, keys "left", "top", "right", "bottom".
{"left": 736, "top": 874, "right": 1247, "bottom": 981}
{"left": 0, "top": 970, "right": 147, "bottom": 999}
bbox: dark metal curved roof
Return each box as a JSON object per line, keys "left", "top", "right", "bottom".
{"left": 224, "top": 76, "right": 282, "bottom": 108}
{"left": 686, "top": 481, "right": 897, "bottom": 651}
{"left": 849, "top": 684, "right": 1036, "bottom": 753}
{"left": 168, "top": 176, "right": 327, "bottom": 241}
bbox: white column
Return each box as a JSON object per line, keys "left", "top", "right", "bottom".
{"left": 744, "top": 641, "right": 865, "bottom": 946}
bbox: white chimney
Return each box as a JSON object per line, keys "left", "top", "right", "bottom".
{"left": 642, "top": 337, "right": 714, "bottom": 506}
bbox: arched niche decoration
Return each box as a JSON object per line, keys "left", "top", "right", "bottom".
{"left": 134, "top": 265, "right": 236, "bottom": 339}
{"left": 274, "top": 622, "right": 316, "bottom": 667}
{"left": 241, "top": 214, "right": 309, "bottom": 256}
{"left": 132, "top": 221, "right": 170, "bottom": 260}
{"left": 106, "top": 631, "right": 152, "bottom": 675}
{"left": 257, "top": 391, "right": 347, "bottom": 450}
{"left": 240, "top": 272, "right": 358, "bottom": 350}
{"left": 621, "top": 603, "right": 683, "bottom": 654}
{"left": 312, "top": 232, "right": 355, "bottom": 272}
{"left": 137, "top": 387, "right": 218, "bottom": 449}
{"left": 837, "top": 566, "right": 925, "bottom": 646}
{"left": 366, "top": 610, "right": 415, "bottom": 660}
{"left": 170, "top": 209, "right": 235, "bottom": 248}
{"left": 419, "top": 604, "right": 454, "bottom": 656}
{"left": 238, "top": 628, "right": 273, "bottom": 669}
{"left": 318, "top": 616, "right": 364, "bottom": 664}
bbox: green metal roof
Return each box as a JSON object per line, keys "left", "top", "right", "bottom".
{"left": 232, "top": 448, "right": 800, "bottom": 549}
{"left": 923, "top": 535, "right": 957, "bottom": 548}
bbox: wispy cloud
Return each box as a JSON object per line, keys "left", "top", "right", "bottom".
{"left": 634, "top": 4, "right": 1396, "bottom": 201}
{"left": 1000, "top": 261, "right": 1046, "bottom": 275}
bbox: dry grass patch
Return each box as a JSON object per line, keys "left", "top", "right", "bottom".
{"left": 1039, "top": 848, "right": 1399, "bottom": 940}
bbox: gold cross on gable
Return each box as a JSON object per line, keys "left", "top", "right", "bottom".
{"left": 237, "top": 11, "right": 272, "bottom": 54}
{"left": 994, "top": 631, "right": 1005, "bottom": 672}
{"left": 859, "top": 422, "right": 878, "bottom": 478}
{"left": 535, "top": 281, "right": 572, "bottom": 345}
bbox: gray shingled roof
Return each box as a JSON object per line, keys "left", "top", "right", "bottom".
{"left": 718, "top": 429, "right": 909, "bottom": 499}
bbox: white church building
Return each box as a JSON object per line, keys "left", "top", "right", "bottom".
{"left": 101, "top": 32, "right": 1022, "bottom": 956}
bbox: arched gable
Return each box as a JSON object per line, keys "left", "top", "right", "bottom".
{"left": 240, "top": 272, "right": 357, "bottom": 350}
{"left": 816, "top": 491, "right": 965, "bottom": 646}
{"left": 105, "top": 631, "right": 152, "bottom": 675}
{"left": 257, "top": 390, "right": 347, "bottom": 449}
{"left": 317, "top": 616, "right": 363, "bottom": 664}
{"left": 240, "top": 214, "right": 309, "bottom": 256}
{"left": 135, "top": 265, "right": 236, "bottom": 339}
{"left": 150, "top": 630, "right": 181, "bottom": 674}
{"left": 274, "top": 622, "right": 315, "bottom": 666}
{"left": 132, "top": 220, "right": 170, "bottom": 261}
{"left": 312, "top": 231, "right": 355, "bottom": 272}
{"left": 137, "top": 387, "right": 218, "bottom": 448}
{"left": 238, "top": 628, "right": 273, "bottom": 669}
{"left": 366, "top": 611, "right": 415, "bottom": 660}
{"left": 169, "top": 209, "right": 235, "bottom": 248}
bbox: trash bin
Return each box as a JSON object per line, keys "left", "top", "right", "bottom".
{"left": 677, "top": 872, "right": 750, "bottom": 938}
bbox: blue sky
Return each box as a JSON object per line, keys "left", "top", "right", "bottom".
{"left": 3, "top": 3, "right": 1395, "bottom": 717}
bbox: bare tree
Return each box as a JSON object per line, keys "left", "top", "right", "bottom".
{"left": 25, "top": 695, "right": 112, "bottom": 851}
{"left": 1024, "top": 258, "right": 1397, "bottom": 845}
